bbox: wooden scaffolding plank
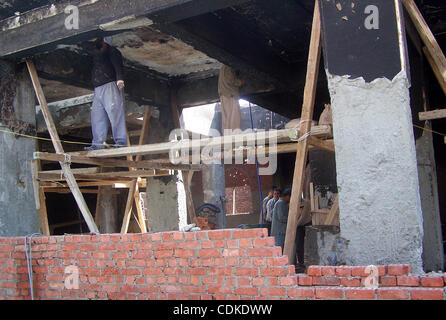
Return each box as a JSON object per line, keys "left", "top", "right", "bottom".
{"left": 41, "top": 180, "right": 144, "bottom": 188}
{"left": 35, "top": 141, "right": 50, "bottom": 236}
{"left": 26, "top": 60, "right": 99, "bottom": 234}
{"left": 38, "top": 169, "right": 170, "bottom": 181}
{"left": 402, "top": 0, "right": 446, "bottom": 95}
{"left": 308, "top": 136, "right": 335, "bottom": 153}
{"left": 34, "top": 152, "right": 202, "bottom": 171}
{"left": 44, "top": 188, "right": 120, "bottom": 194}
{"left": 423, "top": 46, "right": 446, "bottom": 95}
{"left": 94, "top": 167, "right": 105, "bottom": 227}
{"left": 121, "top": 107, "right": 152, "bottom": 234}
{"left": 70, "top": 126, "right": 332, "bottom": 159}
{"left": 30, "top": 157, "right": 50, "bottom": 236}
{"left": 183, "top": 170, "right": 197, "bottom": 225}
{"left": 419, "top": 108, "right": 446, "bottom": 121}
{"left": 38, "top": 186, "right": 50, "bottom": 235}
{"left": 325, "top": 195, "right": 340, "bottom": 226}
{"left": 283, "top": 0, "right": 322, "bottom": 265}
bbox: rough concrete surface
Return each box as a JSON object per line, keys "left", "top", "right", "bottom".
{"left": 327, "top": 70, "right": 424, "bottom": 273}
{"left": 0, "top": 66, "right": 40, "bottom": 236}
{"left": 145, "top": 175, "right": 183, "bottom": 232}
{"left": 416, "top": 124, "right": 444, "bottom": 272}
{"left": 305, "top": 226, "right": 349, "bottom": 266}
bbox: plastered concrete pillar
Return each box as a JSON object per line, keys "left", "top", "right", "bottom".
{"left": 145, "top": 175, "right": 187, "bottom": 232}
{"left": 0, "top": 62, "right": 40, "bottom": 236}
{"left": 320, "top": 0, "right": 424, "bottom": 272}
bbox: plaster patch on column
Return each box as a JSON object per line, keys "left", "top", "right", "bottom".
{"left": 325, "top": 69, "right": 424, "bottom": 273}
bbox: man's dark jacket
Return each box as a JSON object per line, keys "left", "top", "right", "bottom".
{"left": 91, "top": 45, "right": 124, "bottom": 88}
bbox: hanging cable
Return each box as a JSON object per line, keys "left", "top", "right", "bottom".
{"left": 248, "top": 102, "right": 265, "bottom": 226}
{"left": 24, "top": 233, "right": 41, "bottom": 300}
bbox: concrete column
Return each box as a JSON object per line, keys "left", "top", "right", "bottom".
{"left": 0, "top": 62, "right": 40, "bottom": 236}
{"left": 96, "top": 187, "right": 119, "bottom": 234}
{"left": 145, "top": 175, "right": 187, "bottom": 232}
{"left": 416, "top": 123, "right": 444, "bottom": 272}
{"left": 202, "top": 164, "right": 226, "bottom": 229}
{"left": 320, "top": 1, "right": 424, "bottom": 272}
{"left": 201, "top": 103, "right": 226, "bottom": 229}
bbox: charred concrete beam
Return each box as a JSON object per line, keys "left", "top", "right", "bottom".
{"left": 154, "top": 20, "right": 290, "bottom": 90}
{"left": 175, "top": 74, "right": 275, "bottom": 108}
{"left": 0, "top": 0, "right": 252, "bottom": 58}
{"left": 32, "top": 49, "right": 171, "bottom": 107}
{"left": 35, "top": 97, "right": 148, "bottom": 134}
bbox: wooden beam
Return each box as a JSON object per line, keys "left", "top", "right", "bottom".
{"left": 31, "top": 156, "right": 50, "bottom": 236}
{"left": 0, "top": 0, "right": 251, "bottom": 58}
{"left": 308, "top": 136, "right": 335, "bottom": 153}
{"left": 283, "top": 0, "right": 322, "bottom": 265}
{"left": 41, "top": 180, "right": 144, "bottom": 188}
{"left": 35, "top": 140, "right": 50, "bottom": 236}
{"left": 325, "top": 195, "right": 340, "bottom": 227}
{"left": 121, "top": 107, "right": 152, "bottom": 234}
{"left": 402, "top": 0, "right": 446, "bottom": 95}
{"left": 44, "top": 188, "right": 120, "bottom": 195}
{"left": 38, "top": 169, "right": 171, "bottom": 182}
{"left": 71, "top": 126, "right": 332, "bottom": 159}
{"left": 184, "top": 170, "right": 197, "bottom": 225}
{"left": 419, "top": 108, "right": 446, "bottom": 121}
{"left": 34, "top": 152, "right": 202, "bottom": 171}
{"left": 26, "top": 60, "right": 99, "bottom": 234}
{"left": 40, "top": 167, "right": 100, "bottom": 175}
{"left": 423, "top": 46, "right": 446, "bottom": 95}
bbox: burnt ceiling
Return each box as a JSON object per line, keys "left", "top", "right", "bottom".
{"left": 0, "top": 0, "right": 445, "bottom": 118}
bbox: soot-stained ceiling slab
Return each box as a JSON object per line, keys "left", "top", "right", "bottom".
{"left": 108, "top": 27, "right": 221, "bottom": 77}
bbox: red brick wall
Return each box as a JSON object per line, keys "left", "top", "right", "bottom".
{"left": 226, "top": 185, "right": 253, "bottom": 214}
{"left": 0, "top": 229, "right": 445, "bottom": 300}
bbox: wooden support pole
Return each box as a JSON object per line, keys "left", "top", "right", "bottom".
{"left": 419, "top": 108, "right": 446, "bottom": 121}
{"left": 94, "top": 167, "right": 105, "bottom": 227}
{"left": 38, "top": 169, "right": 170, "bottom": 181}
{"left": 41, "top": 180, "right": 146, "bottom": 188}
{"left": 35, "top": 140, "right": 50, "bottom": 236}
{"left": 402, "top": 0, "right": 446, "bottom": 95}
{"left": 325, "top": 195, "right": 340, "bottom": 226}
{"left": 308, "top": 136, "right": 335, "bottom": 153}
{"left": 30, "top": 157, "right": 50, "bottom": 236}
{"left": 283, "top": 0, "right": 322, "bottom": 265}
{"left": 183, "top": 170, "right": 197, "bottom": 225}
{"left": 34, "top": 152, "right": 202, "bottom": 171}
{"left": 121, "top": 107, "right": 152, "bottom": 234}
{"left": 26, "top": 60, "right": 99, "bottom": 234}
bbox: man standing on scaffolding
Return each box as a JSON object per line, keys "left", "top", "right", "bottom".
{"left": 85, "top": 37, "right": 128, "bottom": 150}
{"left": 218, "top": 65, "right": 245, "bottom": 132}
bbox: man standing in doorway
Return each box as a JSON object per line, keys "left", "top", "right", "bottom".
{"left": 271, "top": 188, "right": 292, "bottom": 249}
{"left": 85, "top": 37, "right": 128, "bottom": 150}
{"left": 218, "top": 65, "right": 245, "bottom": 132}
{"left": 266, "top": 188, "right": 281, "bottom": 225}
{"left": 260, "top": 185, "right": 277, "bottom": 224}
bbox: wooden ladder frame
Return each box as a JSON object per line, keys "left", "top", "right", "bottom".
{"left": 283, "top": 0, "right": 322, "bottom": 264}
{"left": 120, "top": 107, "right": 151, "bottom": 234}
{"left": 27, "top": 60, "right": 99, "bottom": 234}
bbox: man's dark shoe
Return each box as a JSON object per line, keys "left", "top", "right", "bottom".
{"left": 111, "top": 144, "right": 128, "bottom": 148}
{"left": 84, "top": 145, "right": 105, "bottom": 151}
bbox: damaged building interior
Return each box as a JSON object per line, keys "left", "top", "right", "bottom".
{"left": 1, "top": 0, "right": 446, "bottom": 300}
